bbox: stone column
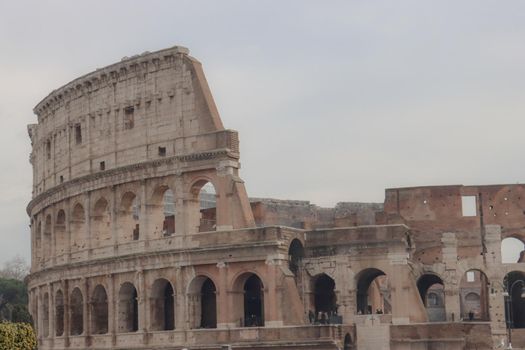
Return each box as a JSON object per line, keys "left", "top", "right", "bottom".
{"left": 63, "top": 280, "right": 70, "bottom": 346}
{"left": 49, "top": 284, "right": 55, "bottom": 342}
{"left": 264, "top": 257, "right": 281, "bottom": 327}
{"left": 174, "top": 267, "right": 186, "bottom": 329}
{"left": 107, "top": 274, "right": 116, "bottom": 345}
{"left": 65, "top": 199, "right": 71, "bottom": 263}
{"left": 85, "top": 193, "right": 91, "bottom": 256}
{"left": 140, "top": 180, "right": 148, "bottom": 242}
{"left": 50, "top": 207, "right": 56, "bottom": 265}
{"left": 81, "top": 279, "right": 90, "bottom": 340}
{"left": 216, "top": 262, "right": 229, "bottom": 328}
{"left": 174, "top": 174, "right": 184, "bottom": 235}
{"left": 442, "top": 232, "right": 461, "bottom": 321}
{"left": 136, "top": 270, "right": 147, "bottom": 332}
{"left": 111, "top": 186, "right": 118, "bottom": 250}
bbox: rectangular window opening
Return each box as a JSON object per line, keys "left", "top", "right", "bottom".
{"left": 59, "top": 175, "right": 64, "bottom": 183}
{"left": 99, "top": 161, "right": 105, "bottom": 171}
{"left": 46, "top": 140, "right": 51, "bottom": 159}
{"left": 158, "top": 146, "right": 166, "bottom": 157}
{"left": 466, "top": 271, "right": 475, "bottom": 282}
{"left": 124, "top": 106, "right": 135, "bottom": 130}
{"left": 75, "top": 124, "right": 82, "bottom": 144}
{"left": 461, "top": 196, "right": 477, "bottom": 217}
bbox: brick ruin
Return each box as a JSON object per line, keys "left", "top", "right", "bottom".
{"left": 26, "top": 46, "right": 525, "bottom": 350}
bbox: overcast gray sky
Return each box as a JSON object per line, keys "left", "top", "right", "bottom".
{"left": 1, "top": 0, "right": 524, "bottom": 264}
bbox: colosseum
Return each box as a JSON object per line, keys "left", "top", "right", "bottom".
{"left": 27, "top": 45, "right": 525, "bottom": 350}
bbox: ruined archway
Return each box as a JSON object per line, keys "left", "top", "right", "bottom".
{"left": 91, "top": 285, "right": 108, "bottom": 334}
{"left": 150, "top": 186, "right": 176, "bottom": 237}
{"left": 55, "top": 210, "right": 66, "bottom": 256}
{"left": 313, "top": 274, "right": 337, "bottom": 322}
{"left": 119, "top": 192, "right": 140, "bottom": 241}
{"left": 71, "top": 203, "right": 86, "bottom": 252}
{"left": 343, "top": 333, "right": 354, "bottom": 350}
{"left": 417, "top": 273, "right": 445, "bottom": 322}
{"left": 504, "top": 271, "right": 525, "bottom": 328}
{"left": 43, "top": 215, "right": 52, "bottom": 260}
{"left": 288, "top": 239, "right": 304, "bottom": 278}
{"left": 356, "top": 268, "right": 389, "bottom": 315}
{"left": 460, "top": 270, "right": 489, "bottom": 321}
{"left": 55, "top": 290, "right": 64, "bottom": 337}
{"left": 92, "top": 197, "right": 111, "bottom": 248}
{"left": 70, "top": 287, "right": 83, "bottom": 336}
{"left": 188, "top": 276, "right": 217, "bottom": 329}
{"left": 150, "top": 278, "right": 175, "bottom": 331}
{"left": 118, "top": 282, "right": 138, "bottom": 333}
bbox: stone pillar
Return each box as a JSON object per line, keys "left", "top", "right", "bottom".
{"left": 137, "top": 270, "right": 147, "bottom": 333}
{"left": 174, "top": 267, "right": 186, "bottom": 329}
{"left": 85, "top": 193, "right": 91, "bottom": 255}
{"left": 140, "top": 180, "right": 148, "bottom": 242}
{"left": 37, "top": 286, "right": 43, "bottom": 342}
{"left": 215, "top": 169, "right": 233, "bottom": 231}
{"left": 81, "top": 279, "right": 90, "bottom": 339}
{"left": 50, "top": 207, "right": 56, "bottom": 265}
{"left": 173, "top": 174, "right": 184, "bottom": 235}
{"left": 63, "top": 280, "right": 70, "bottom": 346}
{"left": 111, "top": 186, "right": 118, "bottom": 250}
{"left": 65, "top": 199, "right": 71, "bottom": 263}
{"left": 216, "top": 262, "right": 229, "bottom": 328}
{"left": 49, "top": 284, "right": 55, "bottom": 342}
{"left": 107, "top": 274, "right": 116, "bottom": 345}
{"left": 264, "top": 257, "right": 281, "bottom": 327}
{"left": 442, "top": 232, "right": 460, "bottom": 321}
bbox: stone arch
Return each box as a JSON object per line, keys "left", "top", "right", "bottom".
{"left": 417, "top": 273, "right": 445, "bottom": 322}
{"left": 43, "top": 215, "right": 52, "bottom": 260}
{"left": 91, "top": 284, "right": 108, "bottom": 334}
{"left": 43, "top": 292, "right": 50, "bottom": 337}
{"left": 71, "top": 203, "right": 86, "bottom": 252}
{"left": 55, "top": 289, "right": 64, "bottom": 337}
{"left": 355, "top": 268, "right": 389, "bottom": 315}
{"left": 119, "top": 191, "right": 140, "bottom": 241}
{"left": 150, "top": 278, "right": 175, "bottom": 331}
{"left": 91, "top": 197, "right": 111, "bottom": 248}
{"left": 189, "top": 178, "right": 217, "bottom": 233}
{"left": 501, "top": 236, "right": 525, "bottom": 263}
{"left": 311, "top": 273, "right": 337, "bottom": 322}
{"left": 504, "top": 271, "right": 525, "bottom": 328}
{"left": 70, "top": 287, "right": 83, "bottom": 335}
{"left": 288, "top": 239, "right": 304, "bottom": 278}
{"left": 232, "top": 272, "right": 265, "bottom": 327}
{"left": 150, "top": 185, "right": 176, "bottom": 238}
{"left": 187, "top": 275, "right": 217, "bottom": 329}
{"left": 55, "top": 209, "right": 66, "bottom": 256}
{"left": 460, "top": 269, "right": 489, "bottom": 321}
{"left": 118, "top": 282, "right": 138, "bottom": 333}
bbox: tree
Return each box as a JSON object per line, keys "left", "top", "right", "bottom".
{"left": 0, "top": 255, "right": 29, "bottom": 281}
{"left": 0, "top": 278, "right": 29, "bottom": 323}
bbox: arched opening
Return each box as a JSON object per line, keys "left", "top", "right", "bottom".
{"left": 150, "top": 186, "right": 176, "bottom": 237}
{"left": 70, "top": 288, "right": 84, "bottom": 336}
{"left": 55, "top": 290, "right": 64, "bottom": 336}
{"left": 417, "top": 274, "right": 445, "bottom": 322}
{"left": 150, "top": 279, "right": 175, "bottom": 331}
{"left": 504, "top": 271, "right": 525, "bottom": 328}
{"left": 43, "top": 292, "right": 50, "bottom": 337}
{"left": 356, "top": 268, "right": 390, "bottom": 315}
{"left": 288, "top": 239, "right": 304, "bottom": 278}
{"left": 92, "top": 198, "right": 111, "bottom": 248}
{"left": 188, "top": 276, "right": 217, "bottom": 329}
{"left": 119, "top": 192, "right": 140, "bottom": 241}
{"left": 91, "top": 285, "right": 108, "bottom": 334}
{"left": 35, "top": 221, "right": 42, "bottom": 263}
{"left": 55, "top": 210, "right": 66, "bottom": 256}
{"left": 71, "top": 203, "right": 86, "bottom": 252}
{"left": 243, "top": 274, "right": 264, "bottom": 327}
{"left": 502, "top": 237, "right": 525, "bottom": 263}
{"left": 312, "top": 274, "right": 337, "bottom": 323}
{"left": 188, "top": 180, "right": 217, "bottom": 233}
{"left": 43, "top": 215, "right": 52, "bottom": 260}
{"left": 118, "top": 282, "right": 138, "bottom": 333}
{"left": 459, "top": 270, "right": 489, "bottom": 321}
{"left": 344, "top": 333, "right": 354, "bottom": 350}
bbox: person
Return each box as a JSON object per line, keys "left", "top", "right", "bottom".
{"left": 308, "top": 310, "right": 315, "bottom": 324}
{"left": 468, "top": 310, "right": 474, "bottom": 321}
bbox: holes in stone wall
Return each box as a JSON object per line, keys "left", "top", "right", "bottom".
{"left": 75, "top": 124, "right": 82, "bottom": 145}
{"left": 99, "top": 161, "right": 105, "bottom": 171}
{"left": 158, "top": 146, "right": 166, "bottom": 157}
{"left": 124, "top": 107, "right": 134, "bottom": 130}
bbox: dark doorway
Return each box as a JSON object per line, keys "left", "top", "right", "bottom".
{"left": 288, "top": 239, "right": 304, "bottom": 277}
{"left": 55, "top": 290, "right": 64, "bottom": 336}
{"left": 200, "top": 278, "right": 217, "bottom": 328}
{"left": 118, "top": 283, "right": 139, "bottom": 333}
{"left": 244, "top": 275, "right": 264, "bottom": 327}
{"left": 91, "top": 285, "right": 108, "bottom": 334}
{"left": 504, "top": 271, "right": 525, "bottom": 328}
{"left": 417, "top": 274, "right": 445, "bottom": 322}
{"left": 314, "top": 274, "right": 336, "bottom": 314}
{"left": 70, "top": 288, "right": 83, "bottom": 335}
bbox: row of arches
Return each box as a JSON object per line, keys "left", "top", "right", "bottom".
{"left": 32, "top": 181, "right": 217, "bottom": 264}
{"left": 38, "top": 272, "right": 266, "bottom": 338}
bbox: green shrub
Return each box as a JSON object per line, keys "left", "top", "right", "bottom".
{"left": 0, "top": 322, "right": 36, "bottom": 350}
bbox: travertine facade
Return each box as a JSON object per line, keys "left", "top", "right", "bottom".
{"left": 27, "top": 46, "right": 525, "bottom": 350}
